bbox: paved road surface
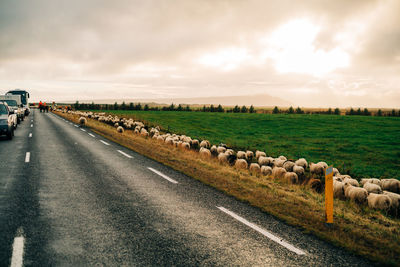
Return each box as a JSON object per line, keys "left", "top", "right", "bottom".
{"left": 0, "top": 109, "right": 375, "bottom": 266}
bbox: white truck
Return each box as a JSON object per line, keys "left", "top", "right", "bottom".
{"left": 0, "top": 95, "right": 24, "bottom": 123}
{"left": 6, "top": 89, "right": 30, "bottom": 116}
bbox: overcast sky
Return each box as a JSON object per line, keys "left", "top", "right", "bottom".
{"left": 0, "top": 0, "right": 399, "bottom": 107}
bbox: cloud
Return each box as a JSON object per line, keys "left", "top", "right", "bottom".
{"left": 0, "top": 0, "right": 399, "bottom": 107}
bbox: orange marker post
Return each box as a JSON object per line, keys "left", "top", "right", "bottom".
{"left": 325, "top": 166, "right": 334, "bottom": 226}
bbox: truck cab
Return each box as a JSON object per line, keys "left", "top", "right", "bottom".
{"left": 0, "top": 101, "right": 15, "bottom": 140}
{"left": 0, "top": 95, "right": 24, "bottom": 123}
{"left": 6, "top": 89, "right": 30, "bottom": 116}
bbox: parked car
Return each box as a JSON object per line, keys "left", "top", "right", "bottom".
{"left": 0, "top": 95, "right": 24, "bottom": 123}
{"left": 0, "top": 101, "right": 15, "bottom": 139}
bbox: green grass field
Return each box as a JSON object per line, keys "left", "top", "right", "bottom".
{"left": 91, "top": 110, "right": 400, "bottom": 179}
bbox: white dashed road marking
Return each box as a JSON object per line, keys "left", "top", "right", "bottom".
{"left": 10, "top": 228, "right": 24, "bottom": 267}
{"left": 74, "top": 124, "right": 79, "bottom": 127}
{"left": 100, "top": 140, "right": 110, "bottom": 146}
{"left": 117, "top": 150, "right": 133, "bottom": 158}
{"left": 25, "top": 152, "right": 30, "bottom": 163}
{"left": 217, "top": 206, "right": 306, "bottom": 255}
{"left": 28, "top": 133, "right": 32, "bottom": 138}
{"left": 147, "top": 167, "right": 178, "bottom": 184}
{"left": 80, "top": 128, "right": 86, "bottom": 132}
{"left": 30, "top": 124, "right": 33, "bottom": 127}
{"left": 88, "top": 133, "right": 95, "bottom": 138}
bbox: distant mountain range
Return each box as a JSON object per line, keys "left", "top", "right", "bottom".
{"left": 72, "top": 94, "right": 292, "bottom": 107}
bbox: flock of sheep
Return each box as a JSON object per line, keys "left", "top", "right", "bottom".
{"left": 66, "top": 110, "right": 400, "bottom": 216}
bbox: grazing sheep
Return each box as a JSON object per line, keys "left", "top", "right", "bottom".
{"left": 235, "top": 159, "right": 248, "bottom": 170}
{"left": 272, "top": 167, "right": 286, "bottom": 179}
{"left": 246, "top": 151, "right": 254, "bottom": 161}
{"left": 255, "top": 151, "right": 266, "bottom": 160}
{"left": 278, "top": 155, "right": 287, "bottom": 161}
{"left": 360, "top": 178, "right": 381, "bottom": 187}
{"left": 332, "top": 168, "right": 340, "bottom": 176}
{"left": 78, "top": 117, "right": 87, "bottom": 126}
{"left": 117, "top": 126, "right": 124, "bottom": 133}
{"left": 140, "top": 128, "right": 149, "bottom": 137}
{"left": 383, "top": 191, "right": 400, "bottom": 214}
{"left": 157, "top": 136, "right": 165, "bottom": 142}
{"left": 318, "top": 161, "right": 328, "bottom": 169}
{"left": 284, "top": 172, "right": 298, "bottom": 184}
{"left": 292, "top": 165, "right": 305, "bottom": 181}
{"left": 283, "top": 161, "right": 295, "bottom": 172}
{"left": 363, "top": 183, "right": 382, "bottom": 194}
{"left": 261, "top": 166, "right": 272, "bottom": 176}
{"left": 308, "top": 179, "right": 323, "bottom": 193}
{"left": 217, "top": 146, "right": 227, "bottom": 154}
{"left": 225, "top": 149, "right": 235, "bottom": 156}
{"left": 200, "top": 140, "right": 211, "bottom": 149}
{"left": 333, "top": 181, "right": 345, "bottom": 199}
{"left": 343, "top": 177, "right": 359, "bottom": 187}
{"left": 218, "top": 153, "right": 228, "bottom": 164}
{"left": 237, "top": 151, "right": 247, "bottom": 160}
{"left": 381, "top": 179, "right": 400, "bottom": 193}
{"left": 249, "top": 163, "right": 261, "bottom": 174}
{"left": 199, "top": 148, "right": 211, "bottom": 158}
{"left": 165, "top": 137, "right": 174, "bottom": 145}
{"left": 273, "top": 159, "right": 285, "bottom": 168}
{"left": 181, "top": 142, "right": 190, "bottom": 150}
{"left": 295, "top": 158, "right": 308, "bottom": 169}
{"left": 310, "top": 163, "right": 324, "bottom": 176}
{"left": 191, "top": 139, "right": 199, "bottom": 149}
{"left": 334, "top": 176, "right": 343, "bottom": 182}
{"left": 344, "top": 183, "right": 368, "bottom": 204}
{"left": 367, "top": 193, "right": 392, "bottom": 211}
{"left": 114, "top": 122, "right": 119, "bottom": 128}
{"left": 258, "top": 156, "right": 269, "bottom": 166}
{"left": 210, "top": 145, "right": 218, "bottom": 155}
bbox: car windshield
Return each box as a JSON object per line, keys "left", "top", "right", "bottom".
{"left": 3, "top": 100, "right": 17, "bottom": 107}
{"left": 0, "top": 104, "right": 8, "bottom": 115}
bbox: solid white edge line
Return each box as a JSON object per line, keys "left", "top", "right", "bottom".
{"left": 100, "top": 140, "right": 110, "bottom": 146}
{"left": 80, "top": 128, "right": 86, "bottom": 132}
{"left": 25, "top": 152, "right": 30, "bottom": 163}
{"left": 117, "top": 150, "right": 133, "bottom": 159}
{"left": 10, "top": 235, "right": 24, "bottom": 267}
{"left": 28, "top": 133, "right": 32, "bottom": 138}
{"left": 147, "top": 167, "right": 178, "bottom": 184}
{"left": 88, "top": 133, "right": 95, "bottom": 138}
{"left": 217, "top": 206, "right": 306, "bottom": 255}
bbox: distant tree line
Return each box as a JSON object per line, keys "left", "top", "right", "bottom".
{"left": 73, "top": 101, "right": 256, "bottom": 113}
{"left": 73, "top": 101, "right": 400, "bottom": 117}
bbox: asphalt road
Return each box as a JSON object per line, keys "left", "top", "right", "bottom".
{"left": 0, "top": 109, "right": 375, "bottom": 266}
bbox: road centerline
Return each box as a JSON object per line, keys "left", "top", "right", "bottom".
{"left": 10, "top": 228, "right": 24, "bottom": 267}
{"left": 147, "top": 167, "right": 178, "bottom": 184}
{"left": 100, "top": 140, "right": 110, "bottom": 146}
{"left": 29, "top": 133, "right": 32, "bottom": 138}
{"left": 217, "top": 206, "right": 306, "bottom": 255}
{"left": 25, "top": 152, "right": 30, "bottom": 163}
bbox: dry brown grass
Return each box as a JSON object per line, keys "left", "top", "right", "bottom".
{"left": 56, "top": 111, "right": 400, "bottom": 266}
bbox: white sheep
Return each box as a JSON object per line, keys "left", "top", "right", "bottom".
{"left": 200, "top": 140, "right": 211, "bottom": 149}
{"left": 284, "top": 172, "right": 298, "bottom": 184}
{"left": 295, "top": 158, "right": 308, "bottom": 169}
{"left": 360, "top": 178, "right": 381, "bottom": 187}
{"left": 332, "top": 168, "right": 340, "bottom": 176}
{"left": 246, "top": 151, "right": 254, "bottom": 161}
{"left": 292, "top": 165, "right": 305, "bottom": 179}
{"left": 261, "top": 166, "right": 272, "bottom": 176}
{"left": 218, "top": 153, "right": 228, "bottom": 164}
{"left": 79, "top": 117, "right": 87, "bottom": 126}
{"left": 180, "top": 142, "right": 190, "bottom": 150}
{"left": 191, "top": 139, "right": 199, "bottom": 149}
{"left": 310, "top": 163, "right": 324, "bottom": 176}
{"left": 210, "top": 145, "right": 218, "bottom": 155}
{"left": 343, "top": 177, "right": 359, "bottom": 187}
{"left": 217, "top": 146, "right": 227, "bottom": 154}
{"left": 249, "top": 163, "right": 261, "bottom": 174}
{"left": 344, "top": 183, "right": 368, "bottom": 204}
{"left": 273, "top": 159, "right": 285, "bottom": 168}
{"left": 318, "top": 161, "right": 328, "bottom": 169}
{"left": 199, "top": 147, "right": 211, "bottom": 158}
{"left": 255, "top": 151, "right": 266, "bottom": 160}
{"left": 333, "top": 180, "right": 345, "bottom": 199}
{"left": 272, "top": 167, "right": 286, "bottom": 179}
{"left": 283, "top": 161, "right": 295, "bottom": 172}
{"left": 235, "top": 159, "right": 248, "bottom": 169}
{"left": 117, "top": 126, "right": 124, "bottom": 133}
{"left": 381, "top": 179, "right": 400, "bottom": 193}
{"left": 367, "top": 193, "right": 392, "bottom": 211}
{"left": 278, "top": 155, "right": 287, "bottom": 161}
{"left": 383, "top": 191, "right": 400, "bottom": 214}
{"left": 237, "top": 151, "right": 247, "bottom": 160}
{"left": 363, "top": 183, "right": 382, "bottom": 194}
{"left": 140, "top": 128, "right": 149, "bottom": 137}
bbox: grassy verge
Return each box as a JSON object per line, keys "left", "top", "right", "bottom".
{"left": 56, "top": 111, "right": 400, "bottom": 266}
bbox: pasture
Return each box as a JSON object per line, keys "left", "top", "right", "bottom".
{"left": 90, "top": 110, "right": 400, "bottom": 179}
